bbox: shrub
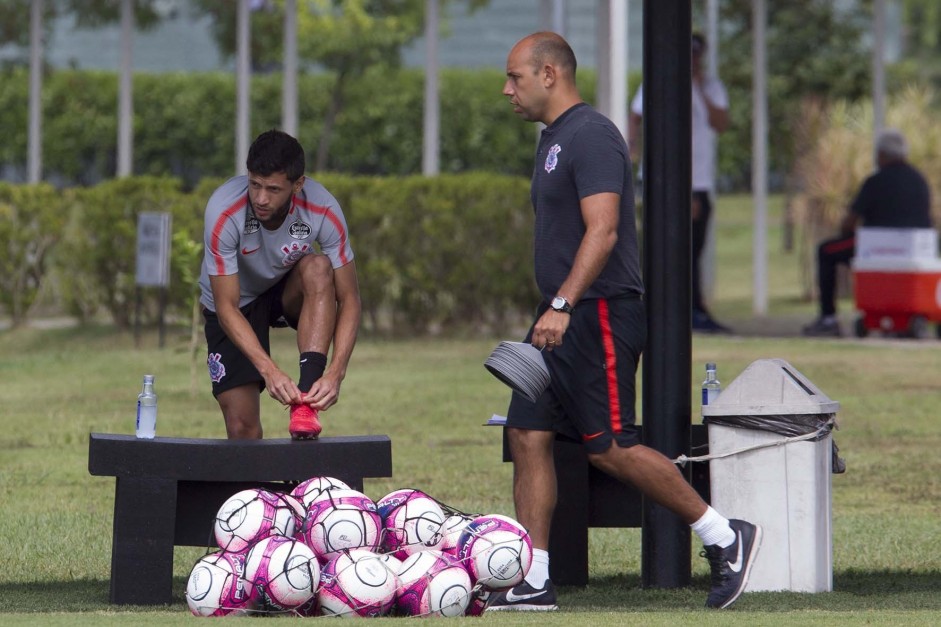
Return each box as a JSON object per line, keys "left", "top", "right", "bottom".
{"left": 4, "top": 173, "right": 539, "bottom": 335}
{"left": 0, "top": 183, "right": 70, "bottom": 326}
{"left": 59, "top": 177, "right": 198, "bottom": 327}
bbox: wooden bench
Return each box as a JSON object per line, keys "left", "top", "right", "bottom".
{"left": 504, "top": 424, "right": 710, "bottom": 586}
{"left": 88, "top": 433, "right": 393, "bottom": 605}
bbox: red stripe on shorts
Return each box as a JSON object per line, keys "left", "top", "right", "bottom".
{"left": 822, "top": 236, "right": 855, "bottom": 255}
{"left": 597, "top": 298, "right": 622, "bottom": 433}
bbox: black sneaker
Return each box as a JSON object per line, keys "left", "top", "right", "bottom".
{"left": 802, "top": 317, "right": 841, "bottom": 337}
{"left": 702, "top": 519, "right": 762, "bottom": 609}
{"left": 692, "top": 310, "right": 733, "bottom": 334}
{"left": 485, "top": 579, "right": 558, "bottom": 612}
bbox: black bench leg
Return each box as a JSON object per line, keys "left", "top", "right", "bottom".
{"left": 109, "top": 476, "right": 178, "bottom": 605}
{"left": 549, "top": 440, "right": 591, "bottom": 586}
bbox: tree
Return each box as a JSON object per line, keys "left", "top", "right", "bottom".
{"left": 710, "top": 0, "right": 871, "bottom": 189}
{"left": 895, "top": 0, "right": 941, "bottom": 87}
{"left": 191, "top": 0, "right": 485, "bottom": 172}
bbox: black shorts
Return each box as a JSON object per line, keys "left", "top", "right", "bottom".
{"left": 505, "top": 295, "right": 645, "bottom": 454}
{"left": 203, "top": 278, "right": 293, "bottom": 397}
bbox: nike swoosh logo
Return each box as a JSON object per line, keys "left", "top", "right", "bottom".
{"left": 583, "top": 431, "right": 605, "bottom": 441}
{"left": 727, "top": 530, "right": 744, "bottom": 573}
{"left": 241, "top": 246, "right": 261, "bottom": 255}
{"left": 504, "top": 589, "right": 545, "bottom": 603}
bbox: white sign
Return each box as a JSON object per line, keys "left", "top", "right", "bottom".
{"left": 136, "top": 212, "right": 172, "bottom": 287}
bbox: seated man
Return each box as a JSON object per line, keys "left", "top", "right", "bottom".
{"left": 803, "top": 129, "right": 932, "bottom": 337}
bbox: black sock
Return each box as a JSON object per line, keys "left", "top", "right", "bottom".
{"left": 298, "top": 352, "right": 327, "bottom": 393}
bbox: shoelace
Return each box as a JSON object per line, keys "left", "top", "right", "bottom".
{"left": 701, "top": 546, "right": 727, "bottom": 588}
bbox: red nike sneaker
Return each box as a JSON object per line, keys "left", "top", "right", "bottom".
{"left": 289, "top": 404, "right": 322, "bottom": 440}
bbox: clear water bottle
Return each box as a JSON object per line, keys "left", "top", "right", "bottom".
{"left": 701, "top": 363, "right": 721, "bottom": 407}
{"left": 136, "top": 374, "right": 157, "bottom": 439}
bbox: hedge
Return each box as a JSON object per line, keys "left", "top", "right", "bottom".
{"left": 1, "top": 175, "right": 540, "bottom": 334}
{"left": 0, "top": 66, "right": 553, "bottom": 186}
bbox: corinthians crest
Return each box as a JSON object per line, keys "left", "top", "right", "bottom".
{"left": 544, "top": 144, "right": 561, "bottom": 173}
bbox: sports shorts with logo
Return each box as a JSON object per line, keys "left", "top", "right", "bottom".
{"left": 203, "top": 277, "right": 292, "bottom": 397}
{"left": 505, "top": 295, "right": 645, "bottom": 454}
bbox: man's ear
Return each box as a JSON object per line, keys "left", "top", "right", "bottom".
{"left": 543, "top": 63, "right": 556, "bottom": 88}
{"left": 293, "top": 176, "right": 305, "bottom": 193}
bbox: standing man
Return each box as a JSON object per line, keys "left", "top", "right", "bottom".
{"left": 199, "top": 129, "right": 361, "bottom": 440}
{"left": 487, "top": 32, "right": 760, "bottom": 612}
{"left": 629, "top": 33, "right": 731, "bottom": 333}
{"left": 802, "top": 128, "right": 932, "bottom": 337}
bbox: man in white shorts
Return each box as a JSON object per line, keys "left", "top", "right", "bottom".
{"left": 198, "top": 130, "right": 361, "bottom": 440}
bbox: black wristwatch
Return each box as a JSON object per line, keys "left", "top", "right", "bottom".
{"left": 550, "top": 296, "right": 574, "bottom": 314}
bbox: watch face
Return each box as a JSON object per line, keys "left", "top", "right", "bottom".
{"left": 552, "top": 297, "right": 564, "bottom": 309}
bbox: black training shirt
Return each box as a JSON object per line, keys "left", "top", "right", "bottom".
{"left": 531, "top": 102, "right": 644, "bottom": 302}
{"left": 851, "top": 160, "right": 932, "bottom": 228}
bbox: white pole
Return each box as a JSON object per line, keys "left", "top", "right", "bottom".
{"left": 702, "top": 0, "right": 720, "bottom": 302}
{"left": 236, "top": 0, "right": 251, "bottom": 175}
{"left": 118, "top": 0, "right": 133, "bottom": 177}
{"left": 551, "top": 0, "right": 565, "bottom": 34}
{"left": 872, "top": 0, "right": 887, "bottom": 159}
{"left": 422, "top": 0, "right": 440, "bottom": 176}
{"left": 596, "top": 1, "right": 610, "bottom": 121}
{"left": 28, "top": 0, "right": 43, "bottom": 183}
{"left": 539, "top": 0, "right": 566, "bottom": 34}
{"left": 602, "top": 0, "right": 627, "bottom": 136}
{"left": 537, "top": 1, "right": 565, "bottom": 140}
{"left": 282, "top": 0, "right": 298, "bottom": 138}
{"left": 752, "top": 0, "right": 768, "bottom": 315}
{"left": 707, "top": 0, "right": 719, "bottom": 75}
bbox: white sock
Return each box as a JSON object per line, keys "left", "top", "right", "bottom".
{"left": 690, "top": 507, "right": 736, "bottom": 548}
{"left": 524, "top": 548, "right": 550, "bottom": 587}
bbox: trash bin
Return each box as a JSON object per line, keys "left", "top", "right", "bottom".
{"left": 702, "top": 358, "right": 840, "bottom": 593}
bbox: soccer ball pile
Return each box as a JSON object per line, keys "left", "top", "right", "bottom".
{"left": 184, "top": 476, "right": 533, "bottom": 618}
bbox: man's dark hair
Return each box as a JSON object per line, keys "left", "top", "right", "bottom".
{"left": 246, "top": 130, "right": 306, "bottom": 182}
{"left": 692, "top": 33, "right": 707, "bottom": 56}
{"left": 530, "top": 32, "right": 577, "bottom": 80}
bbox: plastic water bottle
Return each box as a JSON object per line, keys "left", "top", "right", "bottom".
{"left": 136, "top": 374, "right": 157, "bottom": 439}
{"left": 701, "top": 363, "right": 721, "bottom": 407}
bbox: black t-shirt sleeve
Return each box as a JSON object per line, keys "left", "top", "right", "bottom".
{"left": 569, "top": 121, "right": 627, "bottom": 200}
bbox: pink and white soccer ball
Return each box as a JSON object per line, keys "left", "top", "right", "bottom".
{"left": 396, "top": 549, "right": 451, "bottom": 590}
{"left": 456, "top": 514, "right": 533, "bottom": 590}
{"left": 299, "top": 488, "right": 381, "bottom": 560}
{"left": 317, "top": 548, "right": 399, "bottom": 617}
{"left": 376, "top": 488, "right": 446, "bottom": 559}
{"left": 396, "top": 550, "right": 473, "bottom": 617}
{"left": 185, "top": 551, "right": 252, "bottom": 617}
{"left": 375, "top": 551, "right": 404, "bottom": 578}
{"left": 281, "top": 494, "right": 307, "bottom": 535}
{"left": 243, "top": 535, "right": 320, "bottom": 611}
{"left": 437, "top": 513, "right": 474, "bottom": 557}
{"left": 291, "top": 476, "right": 351, "bottom": 508}
{"left": 213, "top": 489, "right": 296, "bottom": 553}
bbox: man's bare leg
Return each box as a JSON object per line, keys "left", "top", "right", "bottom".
{"left": 587, "top": 443, "right": 706, "bottom": 522}
{"left": 218, "top": 384, "right": 262, "bottom": 439}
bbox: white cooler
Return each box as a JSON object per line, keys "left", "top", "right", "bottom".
{"left": 703, "top": 359, "right": 840, "bottom": 593}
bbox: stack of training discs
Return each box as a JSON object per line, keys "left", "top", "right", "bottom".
{"left": 484, "top": 341, "right": 551, "bottom": 403}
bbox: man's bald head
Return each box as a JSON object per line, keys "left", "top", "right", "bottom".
{"left": 518, "top": 31, "right": 577, "bottom": 83}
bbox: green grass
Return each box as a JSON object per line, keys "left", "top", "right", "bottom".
{"left": 1, "top": 194, "right": 940, "bottom": 623}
